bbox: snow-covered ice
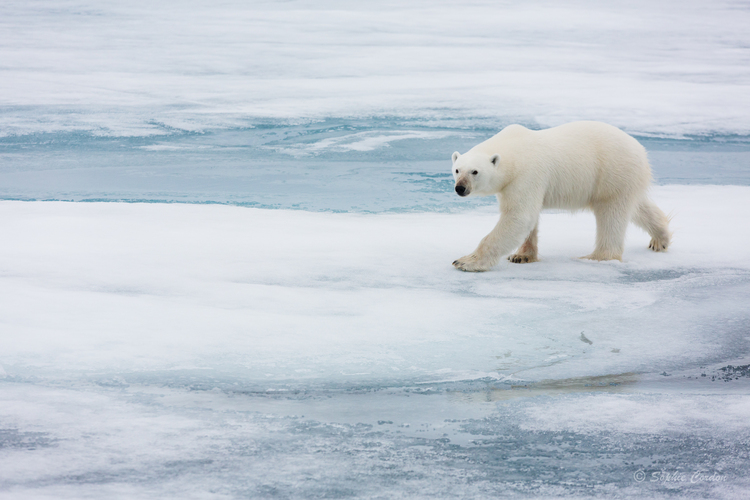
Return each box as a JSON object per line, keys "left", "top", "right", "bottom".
{"left": 1, "top": 186, "right": 750, "bottom": 498}
{"left": 0, "top": 186, "right": 748, "bottom": 385}
{"left": 1, "top": 0, "right": 749, "bottom": 138}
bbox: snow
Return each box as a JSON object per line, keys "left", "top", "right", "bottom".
{"left": 0, "top": 187, "right": 749, "bottom": 499}
{"left": 1, "top": 186, "right": 748, "bottom": 388}
{"left": 0, "top": 186, "right": 750, "bottom": 498}
{"left": 1, "top": 0, "right": 749, "bottom": 138}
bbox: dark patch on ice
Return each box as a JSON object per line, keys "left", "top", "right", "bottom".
{"left": 717, "top": 364, "right": 750, "bottom": 381}
{"left": 94, "top": 376, "right": 129, "bottom": 388}
{"left": 163, "top": 459, "right": 214, "bottom": 468}
{"left": 618, "top": 268, "right": 695, "bottom": 283}
{"left": 0, "top": 428, "right": 57, "bottom": 450}
{"left": 21, "top": 458, "right": 220, "bottom": 489}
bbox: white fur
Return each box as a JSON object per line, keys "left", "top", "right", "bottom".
{"left": 451, "top": 121, "right": 671, "bottom": 272}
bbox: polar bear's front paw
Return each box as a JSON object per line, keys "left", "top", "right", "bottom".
{"left": 452, "top": 254, "right": 491, "bottom": 272}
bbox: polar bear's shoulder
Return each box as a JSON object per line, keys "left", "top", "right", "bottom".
{"left": 472, "top": 124, "right": 531, "bottom": 154}
{"left": 540, "top": 121, "right": 632, "bottom": 140}
{"left": 501, "top": 124, "right": 532, "bottom": 134}
{"left": 496, "top": 124, "right": 532, "bottom": 140}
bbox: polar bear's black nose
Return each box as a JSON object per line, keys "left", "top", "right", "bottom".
{"left": 455, "top": 185, "right": 467, "bottom": 196}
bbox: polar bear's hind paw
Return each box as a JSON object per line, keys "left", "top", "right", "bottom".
{"left": 507, "top": 253, "right": 538, "bottom": 264}
{"left": 648, "top": 237, "right": 669, "bottom": 252}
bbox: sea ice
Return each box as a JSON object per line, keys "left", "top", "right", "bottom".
{"left": 1, "top": 0, "right": 749, "bottom": 137}
{"left": 1, "top": 186, "right": 749, "bottom": 498}
{"left": 1, "top": 0, "right": 749, "bottom": 497}
{"left": 0, "top": 185, "right": 748, "bottom": 386}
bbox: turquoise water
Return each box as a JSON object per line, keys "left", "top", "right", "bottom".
{"left": 2, "top": 119, "right": 749, "bottom": 211}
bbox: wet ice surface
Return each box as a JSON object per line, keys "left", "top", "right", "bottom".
{"left": 1, "top": 187, "right": 750, "bottom": 498}
{"left": 2, "top": 378, "right": 750, "bottom": 500}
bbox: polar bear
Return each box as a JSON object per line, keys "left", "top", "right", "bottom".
{"left": 451, "top": 121, "right": 670, "bottom": 272}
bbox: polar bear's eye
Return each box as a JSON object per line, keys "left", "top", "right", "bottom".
{"left": 472, "top": 170, "right": 478, "bottom": 175}
{"left": 455, "top": 169, "right": 458, "bottom": 174}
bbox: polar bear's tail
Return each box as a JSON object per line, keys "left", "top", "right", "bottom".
{"left": 632, "top": 197, "right": 671, "bottom": 252}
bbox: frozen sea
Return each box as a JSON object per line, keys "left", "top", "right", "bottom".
{"left": 1, "top": 1, "right": 750, "bottom": 499}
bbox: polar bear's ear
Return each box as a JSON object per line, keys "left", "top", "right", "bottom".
{"left": 490, "top": 154, "right": 500, "bottom": 166}
{"left": 452, "top": 151, "right": 461, "bottom": 164}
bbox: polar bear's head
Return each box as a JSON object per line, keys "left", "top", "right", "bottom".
{"left": 451, "top": 151, "right": 501, "bottom": 197}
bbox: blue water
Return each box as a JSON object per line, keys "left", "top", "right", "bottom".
{"left": 2, "top": 118, "right": 749, "bottom": 211}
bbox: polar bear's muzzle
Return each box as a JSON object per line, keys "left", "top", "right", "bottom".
{"left": 455, "top": 184, "right": 470, "bottom": 197}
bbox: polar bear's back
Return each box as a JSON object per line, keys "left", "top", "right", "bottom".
{"left": 479, "top": 121, "right": 652, "bottom": 209}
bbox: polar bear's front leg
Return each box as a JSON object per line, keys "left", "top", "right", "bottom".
{"left": 452, "top": 252, "right": 491, "bottom": 272}
{"left": 453, "top": 210, "right": 538, "bottom": 272}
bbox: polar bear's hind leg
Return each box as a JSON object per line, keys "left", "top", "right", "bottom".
{"left": 508, "top": 221, "right": 539, "bottom": 263}
{"left": 632, "top": 197, "right": 671, "bottom": 252}
{"left": 583, "top": 201, "right": 632, "bottom": 261}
